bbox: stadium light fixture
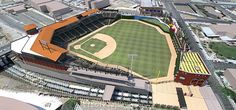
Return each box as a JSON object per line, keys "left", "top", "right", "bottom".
{"left": 128, "top": 53, "right": 138, "bottom": 75}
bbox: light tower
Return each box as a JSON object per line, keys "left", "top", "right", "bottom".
{"left": 128, "top": 53, "right": 138, "bottom": 75}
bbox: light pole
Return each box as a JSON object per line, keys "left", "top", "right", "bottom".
{"left": 128, "top": 54, "right": 137, "bottom": 75}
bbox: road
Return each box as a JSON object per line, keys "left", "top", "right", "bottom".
{"left": 215, "top": 5, "right": 236, "bottom": 20}
{"left": 213, "top": 62, "right": 236, "bottom": 70}
{"left": 162, "top": 0, "right": 234, "bottom": 109}
{"left": 192, "top": 1, "right": 236, "bottom": 6}
{"left": 184, "top": 18, "right": 232, "bottom": 23}
{"left": 0, "top": 44, "right": 11, "bottom": 57}
{"left": 179, "top": 11, "right": 233, "bottom": 23}
{"left": 0, "top": 14, "right": 24, "bottom": 31}
{"left": 192, "top": 1, "right": 236, "bottom": 20}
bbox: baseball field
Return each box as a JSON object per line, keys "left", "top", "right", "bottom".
{"left": 69, "top": 20, "right": 172, "bottom": 78}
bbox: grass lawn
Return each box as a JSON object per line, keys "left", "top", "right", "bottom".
{"left": 61, "top": 99, "right": 78, "bottom": 110}
{"left": 70, "top": 20, "right": 171, "bottom": 78}
{"left": 80, "top": 38, "right": 106, "bottom": 54}
{"left": 209, "top": 42, "right": 236, "bottom": 60}
{"left": 140, "top": 18, "right": 170, "bottom": 33}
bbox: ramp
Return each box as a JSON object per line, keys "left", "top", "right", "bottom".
{"left": 102, "top": 85, "right": 115, "bottom": 101}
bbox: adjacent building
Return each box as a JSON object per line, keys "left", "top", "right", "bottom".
{"left": 173, "top": 0, "right": 191, "bottom": 4}
{"left": 202, "top": 24, "right": 236, "bottom": 43}
{"left": 201, "top": 27, "right": 220, "bottom": 38}
{"left": 28, "top": 0, "right": 71, "bottom": 17}
{"left": 223, "top": 69, "right": 236, "bottom": 90}
{"left": 0, "top": 96, "right": 38, "bottom": 110}
{"left": 5, "top": 4, "right": 27, "bottom": 14}
{"left": 85, "top": 0, "right": 110, "bottom": 9}
{"left": 139, "top": 0, "right": 163, "bottom": 16}
{"left": 28, "top": 0, "right": 52, "bottom": 11}
{"left": 210, "top": 24, "right": 236, "bottom": 43}
{"left": 175, "top": 52, "right": 211, "bottom": 86}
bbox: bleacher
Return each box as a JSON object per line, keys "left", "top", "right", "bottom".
{"left": 51, "top": 11, "right": 120, "bottom": 48}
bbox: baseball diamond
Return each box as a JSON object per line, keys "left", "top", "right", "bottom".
{"left": 80, "top": 38, "right": 107, "bottom": 54}
{"left": 69, "top": 19, "right": 172, "bottom": 78}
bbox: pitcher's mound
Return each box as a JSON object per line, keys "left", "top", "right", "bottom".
{"left": 74, "top": 45, "right": 80, "bottom": 49}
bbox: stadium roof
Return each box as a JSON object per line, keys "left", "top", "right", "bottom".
{"left": 11, "top": 35, "right": 42, "bottom": 57}
{"left": 30, "top": 17, "right": 78, "bottom": 61}
{"left": 29, "top": 9, "right": 99, "bottom": 61}
{"left": 81, "top": 9, "right": 99, "bottom": 17}
{"left": 11, "top": 36, "right": 29, "bottom": 54}
{"left": 180, "top": 52, "right": 210, "bottom": 75}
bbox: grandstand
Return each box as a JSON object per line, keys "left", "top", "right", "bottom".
{"left": 51, "top": 9, "right": 120, "bottom": 50}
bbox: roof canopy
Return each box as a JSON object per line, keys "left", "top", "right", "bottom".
{"left": 24, "top": 24, "right": 37, "bottom": 32}
{"left": 81, "top": 9, "right": 99, "bottom": 17}
{"left": 30, "top": 9, "right": 99, "bottom": 61}
{"left": 180, "top": 52, "right": 210, "bottom": 75}
{"left": 30, "top": 17, "right": 78, "bottom": 61}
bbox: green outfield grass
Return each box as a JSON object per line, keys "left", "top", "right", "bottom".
{"left": 209, "top": 42, "right": 236, "bottom": 60}
{"left": 71, "top": 20, "right": 171, "bottom": 78}
{"left": 81, "top": 38, "right": 106, "bottom": 54}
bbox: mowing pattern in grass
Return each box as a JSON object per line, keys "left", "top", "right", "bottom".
{"left": 80, "top": 38, "right": 107, "bottom": 54}
{"left": 140, "top": 18, "right": 170, "bottom": 33}
{"left": 71, "top": 20, "right": 171, "bottom": 78}
{"left": 209, "top": 42, "right": 236, "bottom": 60}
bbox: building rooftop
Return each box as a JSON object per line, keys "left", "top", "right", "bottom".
{"left": 140, "top": 0, "right": 159, "bottom": 7}
{"left": 204, "top": 7, "right": 223, "bottom": 18}
{"left": 210, "top": 24, "right": 236, "bottom": 39}
{"left": 180, "top": 52, "right": 209, "bottom": 75}
{"left": 0, "top": 90, "right": 62, "bottom": 110}
{"left": 173, "top": 0, "right": 191, "bottom": 3}
{"left": 30, "top": 0, "right": 53, "bottom": 4}
{"left": 224, "top": 68, "right": 236, "bottom": 80}
{"left": 5, "top": 3, "right": 26, "bottom": 12}
{"left": 0, "top": 96, "right": 38, "bottom": 110}
{"left": 201, "top": 27, "right": 218, "bottom": 37}
{"left": 40, "top": 1, "right": 70, "bottom": 12}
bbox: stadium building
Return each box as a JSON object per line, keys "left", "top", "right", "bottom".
{"left": 11, "top": 9, "right": 153, "bottom": 103}
{"left": 174, "top": 52, "right": 211, "bottom": 86}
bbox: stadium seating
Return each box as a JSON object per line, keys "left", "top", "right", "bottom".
{"left": 51, "top": 11, "right": 120, "bottom": 48}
